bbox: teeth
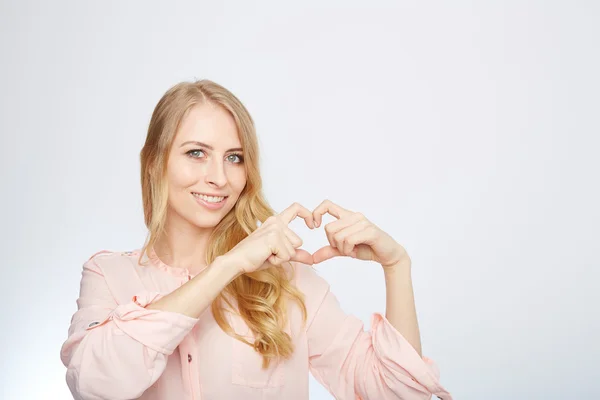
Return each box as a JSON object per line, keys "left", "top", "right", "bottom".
{"left": 193, "top": 193, "right": 225, "bottom": 203}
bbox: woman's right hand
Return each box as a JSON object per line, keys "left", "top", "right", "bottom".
{"left": 223, "top": 202, "right": 316, "bottom": 274}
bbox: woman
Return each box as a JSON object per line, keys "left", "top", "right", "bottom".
{"left": 60, "top": 79, "right": 452, "bottom": 400}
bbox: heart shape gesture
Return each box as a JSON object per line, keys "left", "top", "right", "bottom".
{"left": 307, "top": 199, "right": 409, "bottom": 268}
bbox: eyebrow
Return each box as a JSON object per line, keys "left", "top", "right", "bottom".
{"left": 180, "top": 141, "right": 243, "bottom": 152}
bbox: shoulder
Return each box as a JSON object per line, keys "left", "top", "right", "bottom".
{"left": 80, "top": 249, "right": 148, "bottom": 304}
{"left": 286, "top": 261, "right": 330, "bottom": 297}
{"left": 284, "top": 262, "right": 333, "bottom": 318}
{"left": 82, "top": 249, "right": 140, "bottom": 274}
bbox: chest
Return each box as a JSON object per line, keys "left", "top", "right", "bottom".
{"left": 139, "top": 267, "right": 310, "bottom": 398}
{"left": 172, "top": 303, "right": 309, "bottom": 399}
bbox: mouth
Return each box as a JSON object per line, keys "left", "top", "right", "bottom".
{"left": 191, "top": 192, "right": 228, "bottom": 204}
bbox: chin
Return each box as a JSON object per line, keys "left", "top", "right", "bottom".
{"left": 188, "top": 215, "right": 221, "bottom": 228}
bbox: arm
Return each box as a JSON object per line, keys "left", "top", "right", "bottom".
{"left": 306, "top": 200, "right": 451, "bottom": 398}
{"left": 299, "top": 264, "right": 452, "bottom": 400}
{"left": 383, "top": 260, "right": 423, "bottom": 357}
{"left": 60, "top": 254, "right": 239, "bottom": 400}
{"left": 145, "top": 254, "right": 239, "bottom": 316}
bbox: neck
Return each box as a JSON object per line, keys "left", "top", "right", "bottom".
{"left": 153, "top": 212, "right": 213, "bottom": 273}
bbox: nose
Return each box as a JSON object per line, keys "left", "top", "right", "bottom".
{"left": 203, "top": 157, "right": 227, "bottom": 187}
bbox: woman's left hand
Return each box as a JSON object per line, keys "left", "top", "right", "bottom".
{"left": 311, "top": 199, "right": 411, "bottom": 268}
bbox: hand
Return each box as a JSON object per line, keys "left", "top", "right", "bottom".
{"left": 224, "top": 202, "right": 316, "bottom": 274}
{"left": 311, "top": 199, "right": 410, "bottom": 268}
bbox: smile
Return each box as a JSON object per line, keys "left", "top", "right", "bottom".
{"left": 192, "top": 193, "right": 227, "bottom": 203}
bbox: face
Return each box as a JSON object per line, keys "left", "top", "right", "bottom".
{"left": 165, "top": 102, "right": 247, "bottom": 230}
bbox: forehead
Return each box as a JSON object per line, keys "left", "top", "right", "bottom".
{"left": 174, "top": 102, "right": 241, "bottom": 148}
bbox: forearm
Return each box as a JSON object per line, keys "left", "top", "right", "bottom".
{"left": 383, "top": 261, "right": 423, "bottom": 357}
{"left": 146, "top": 255, "right": 240, "bottom": 318}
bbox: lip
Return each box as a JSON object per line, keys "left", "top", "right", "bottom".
{"left": 192, "top": 192, "right": 228, "bottom": 210}
{"left": 191, "top": 192, "right": 228, "bottom": 198}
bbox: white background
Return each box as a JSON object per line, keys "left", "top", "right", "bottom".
{"left": 1, "top": 1, "right": 599, "bottom": 399}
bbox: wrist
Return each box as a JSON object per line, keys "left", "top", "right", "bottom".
{"left": 212, "top": 255, "right": 244, "bottom": 282}
{"left": 382, "top": 259, "right": 412, "bottom": 276}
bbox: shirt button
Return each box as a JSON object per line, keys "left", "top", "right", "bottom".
{"left": 188, "top": 354, "right": 192, "bottom": 363}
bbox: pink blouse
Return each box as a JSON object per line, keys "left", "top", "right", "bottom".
{"left": 60, "top": 249, "right": 452, "bottom": 400}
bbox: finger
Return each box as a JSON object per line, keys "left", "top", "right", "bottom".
{"left": 278, "top": 202, "right": 316, "bottom": 229}
{"left": 270, "top": 250, "right": 290, "bottom": 266}
{"left": 343, "top": 240, "right": 354, "bottom": 257}
{"left": 291, "top": 249, "right": 314, "bottom": 265}
{"left": 260, "top": 215, "right": 279, "bottom": 230}
{"left": 323, "top": 222, "right": 337, "bottom": 250}
{"left": 275, "top": 237, "right": 313, "bottom": 266}
{"left": 281, "top": 225, "right": 303, "bottom": 248}
{"left": 283, "top": 235, "right": 297, "bottom": 258}
{"left": 312, "top": 199, "right": 352, "bottom": 228}
{"left": 267, "top": 235, "right": 291, "bottom": 266}
{"left": 343, "top": 229, "right": 377, "bottom": 261}
{"left": 333, "top": 222, "right": 368, "bottom": 256}
{"left": 280, "top": 230, "right": 313, "bottom": 265}
{"left": 324, "top": 214, "right": 364, "bottom": 249}
{"left": 325, "top": 212, "right": 363, "bottom": 234}
{"left": 312, "top": 245, "right": 343, "bottom": 264}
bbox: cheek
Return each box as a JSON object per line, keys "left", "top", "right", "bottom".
{"left": 228, "top": 169, "right": 247, "bottom": 193}
{"left": 168, "top": 161, "right": 197, "bottom": 189}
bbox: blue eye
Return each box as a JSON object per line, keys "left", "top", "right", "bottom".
{"left": 228, "top": 153, "right": 244, "bottom": 164}
{"left": 186, "top": 149, "right": 244, "bottom": 164}
{"left": 186, "top": 149, "right": 206, "bottom": 158}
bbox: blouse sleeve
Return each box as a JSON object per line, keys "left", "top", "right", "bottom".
{"left": 300, "top": 265, "right": 453, "bottom": 400}
{"left": 59, "top": 255, "right": 198, "bottom": 400}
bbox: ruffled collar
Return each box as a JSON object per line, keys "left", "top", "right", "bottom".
{"left": 134, "top": 247, "right": 206, "bottom": 278}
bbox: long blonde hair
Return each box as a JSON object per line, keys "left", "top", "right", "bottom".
{"left": 137, "top": 79, "right": 307, "bottom": 368}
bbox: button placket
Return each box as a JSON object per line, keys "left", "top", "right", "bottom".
{"left": 180, "top": 336, "right": 200, "bottom": 399}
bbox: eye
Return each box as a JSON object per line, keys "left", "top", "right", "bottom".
{"left": 227, "top": 153, "right": 244, "bottom": 164}
{"left": 186, "top": 149, "right": 206, "bottom": 158}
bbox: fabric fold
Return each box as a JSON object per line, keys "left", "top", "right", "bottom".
{"left": 298, "top": 258, "right": 453, "bottom": 399}
{"left": 108, "top": 291, "right": 199, "bottom": 355}
{"left": 60, "top": 255, "right": 201, "bottom": 400}
{"left": 370, "top": 312, "right": 451, "bottom": 398}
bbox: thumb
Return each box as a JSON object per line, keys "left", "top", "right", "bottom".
{"left": 312, "top": 246, "right": 343, "bottom": 264}
{"left": 291, "top": 249, "right": 314, "bottom": 266}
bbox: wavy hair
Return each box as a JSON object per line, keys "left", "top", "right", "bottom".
{"left": 137, "top": 79, "right": 307, "bottom": 368}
